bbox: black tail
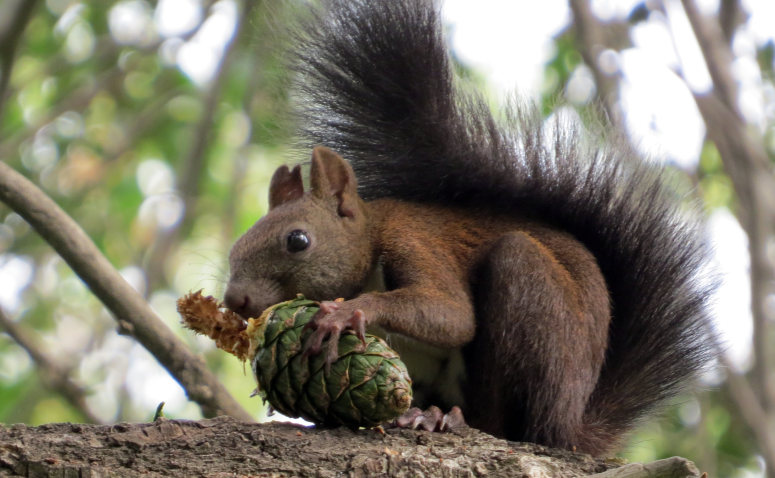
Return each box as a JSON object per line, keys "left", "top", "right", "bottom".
{"left": 292, "top": 0, "right": 716, "bottom": 450}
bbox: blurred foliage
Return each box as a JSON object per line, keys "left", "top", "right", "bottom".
{"left": 0, "top": 1, "right": 773, "bottom": 478}
{"left": 0, "top": 0, "right": 296, "bottom": 426}
{"left": 541, "top": 31, "right": 584, "bottom": 114}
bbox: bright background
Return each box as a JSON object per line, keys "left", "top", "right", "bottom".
{"left": 0, "top": 1, "right": 774, "bottom": 477}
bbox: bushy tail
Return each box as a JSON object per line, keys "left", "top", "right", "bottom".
{"left": 292, "top": 0, "right": 716, "bottom": 450}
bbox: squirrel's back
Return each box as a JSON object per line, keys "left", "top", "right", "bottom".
{"left": 292, "top": 0, "right": 716, "bottom": 451}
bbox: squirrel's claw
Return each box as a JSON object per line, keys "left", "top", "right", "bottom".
{"left": 351, "top": 309, "right": 367, "bottom": 345}
{"left": 442, "top": 406, "right": 466, "bottom": 430}
{"left": 301, "top": 326, "right": 327, "bottom": 358}
{"left": 392, "top": 405, "right": 466, "bottom": 432}
{"left": 303, "top": 301, "right": 368, "bottom": 368}
{"left": 301, "top": 301, "right": 341, "bottom": 357}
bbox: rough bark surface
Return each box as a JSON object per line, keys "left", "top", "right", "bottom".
{"left": 0, "top": 417, "right": 633, "bottom": 477}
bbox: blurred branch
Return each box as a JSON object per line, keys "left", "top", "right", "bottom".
{"left": 693, "top": 91, "right": 775, "bottom": 415}
{"left": 144, "top": 0, "right": 257, "bottom": 290}
{"left": 0, "top": 308, "right": 102, "bottom": 424}
{"left": 719, "top": 356, "right": 775, "bottom": 477}
{"left": 102, "top": 83, "right": 185, "bottom": 162}
{"left": 718, "top": 0, "right": 744, "bottom": 44}
{"left": 0, "top": 23, "right": 199, "bottom": 162}
{"left": 589, "top": 456, "right": 700, "bottom": 477}
{"left": 0, "top": 37, "right": 127, "bottom": 159}
{"left": 0, "top": 0, "right": 39, "bottom": 119}
{"left": 0, "top": 43, "right": 187, "bottom": 162}
{"left": 0, "top": 69, "right": 123, "bottom": 160}
{"left": 568, "top": 0, "right": 625, "bottom": 129}
{"left": 678, "top": 0, "right": 775, "bottom": 418}
{"left": 680, "top": 0, "right": 739, "bottom": 112}
{"left": 0, "top": 161, "right": 252, "bottom": 421}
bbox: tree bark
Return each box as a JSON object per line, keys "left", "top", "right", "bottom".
{"left": 0, "top": 418, "right": 701, "bottom": 478}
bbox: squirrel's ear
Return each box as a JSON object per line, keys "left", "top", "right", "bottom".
{"left": 309, "top": 146, "right": 359, "bottom": 218}
{"left": 268, "top": 165, "right": 304, "bottom": 210}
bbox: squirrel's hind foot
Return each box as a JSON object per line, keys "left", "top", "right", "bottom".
{"left": 391, "top": 405, "right": 466, "bottom": 432}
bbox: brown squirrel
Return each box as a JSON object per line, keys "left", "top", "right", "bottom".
{"left": 224, "top": 0, "right": 715, "bottom": 455}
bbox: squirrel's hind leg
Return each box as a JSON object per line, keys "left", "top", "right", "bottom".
{"left": 464, "top": 230, "right": 610, "bottom": 451}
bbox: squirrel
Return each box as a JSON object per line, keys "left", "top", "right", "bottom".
{"left": 224, "top": 0, "right": 716, "bottom": 456}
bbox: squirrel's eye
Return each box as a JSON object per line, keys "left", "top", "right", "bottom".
{"left": 286, "top": 230, "right": 310, "bottom": 253}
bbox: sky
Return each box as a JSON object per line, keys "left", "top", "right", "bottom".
{"left": 2, "top": 0, "right": 773, "bottom": 421}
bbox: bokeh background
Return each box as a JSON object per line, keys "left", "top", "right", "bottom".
{"left": 0, "top": 0, "right": 774, "bottom": 476}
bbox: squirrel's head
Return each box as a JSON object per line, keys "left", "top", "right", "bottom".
{"left": 224, "top": 146, "right": 372, "bottom": 319}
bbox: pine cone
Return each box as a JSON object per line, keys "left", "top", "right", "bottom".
{"left": 177, "top": 292, "right": 413, "bottom": 428}
{"left": 249, "top": 296, "right": 413, "bottom": 428}
{"left": 177, "top": 290, "right": 250, "bottom": 360}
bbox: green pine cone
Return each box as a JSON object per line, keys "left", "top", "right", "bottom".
{"left": 247, "top": 296, "right": 413, "bottom": 428}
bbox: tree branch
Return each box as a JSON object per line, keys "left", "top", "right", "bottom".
{"left": 669, "top": 3, "right": 775, "bottom": 475}
{"left": 0, "top": 308, "right": 102, "bottom": 424}
{"left": 718, "top": 0, "right": 744, "bottom": 44}
{"left": 589, "top": 456, "right": 700, "bottom": 478}
{"left": 718, "top": 356, "right": 775, "bottom": 475}
{"left": 0, "top": 161, "right": 252, "bottom": 421}
{"left": 0, "top": 0, "right": 39, "bottom": 119}
{"left": 0, "top": 418, "right": 702, "bottom": 478}
{"left": 679, "top": 0, "right": 775, "bottom": 418}
{"left": 680, "top": 0, "right": 739, "bottom": 112}
{"left": 568, "top": 0, "right": 628, "bottom": 129}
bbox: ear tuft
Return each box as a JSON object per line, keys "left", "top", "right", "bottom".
{"left": 268, "top": 165, "right": 303, "bottom": 210}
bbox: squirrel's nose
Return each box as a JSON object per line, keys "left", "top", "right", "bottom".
{"left": 224, "top": 285, "right": 251, "bottom": 317}
{"left": 224, "top": 279, "right": 283, "bottom": 319}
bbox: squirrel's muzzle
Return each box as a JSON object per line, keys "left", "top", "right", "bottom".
{"left": 224, "top": 278, "right": 283, "bottom": 319}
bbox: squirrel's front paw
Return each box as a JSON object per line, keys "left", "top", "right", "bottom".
{"left": 302, "top": 300, "right": 367, "bottom": 366}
